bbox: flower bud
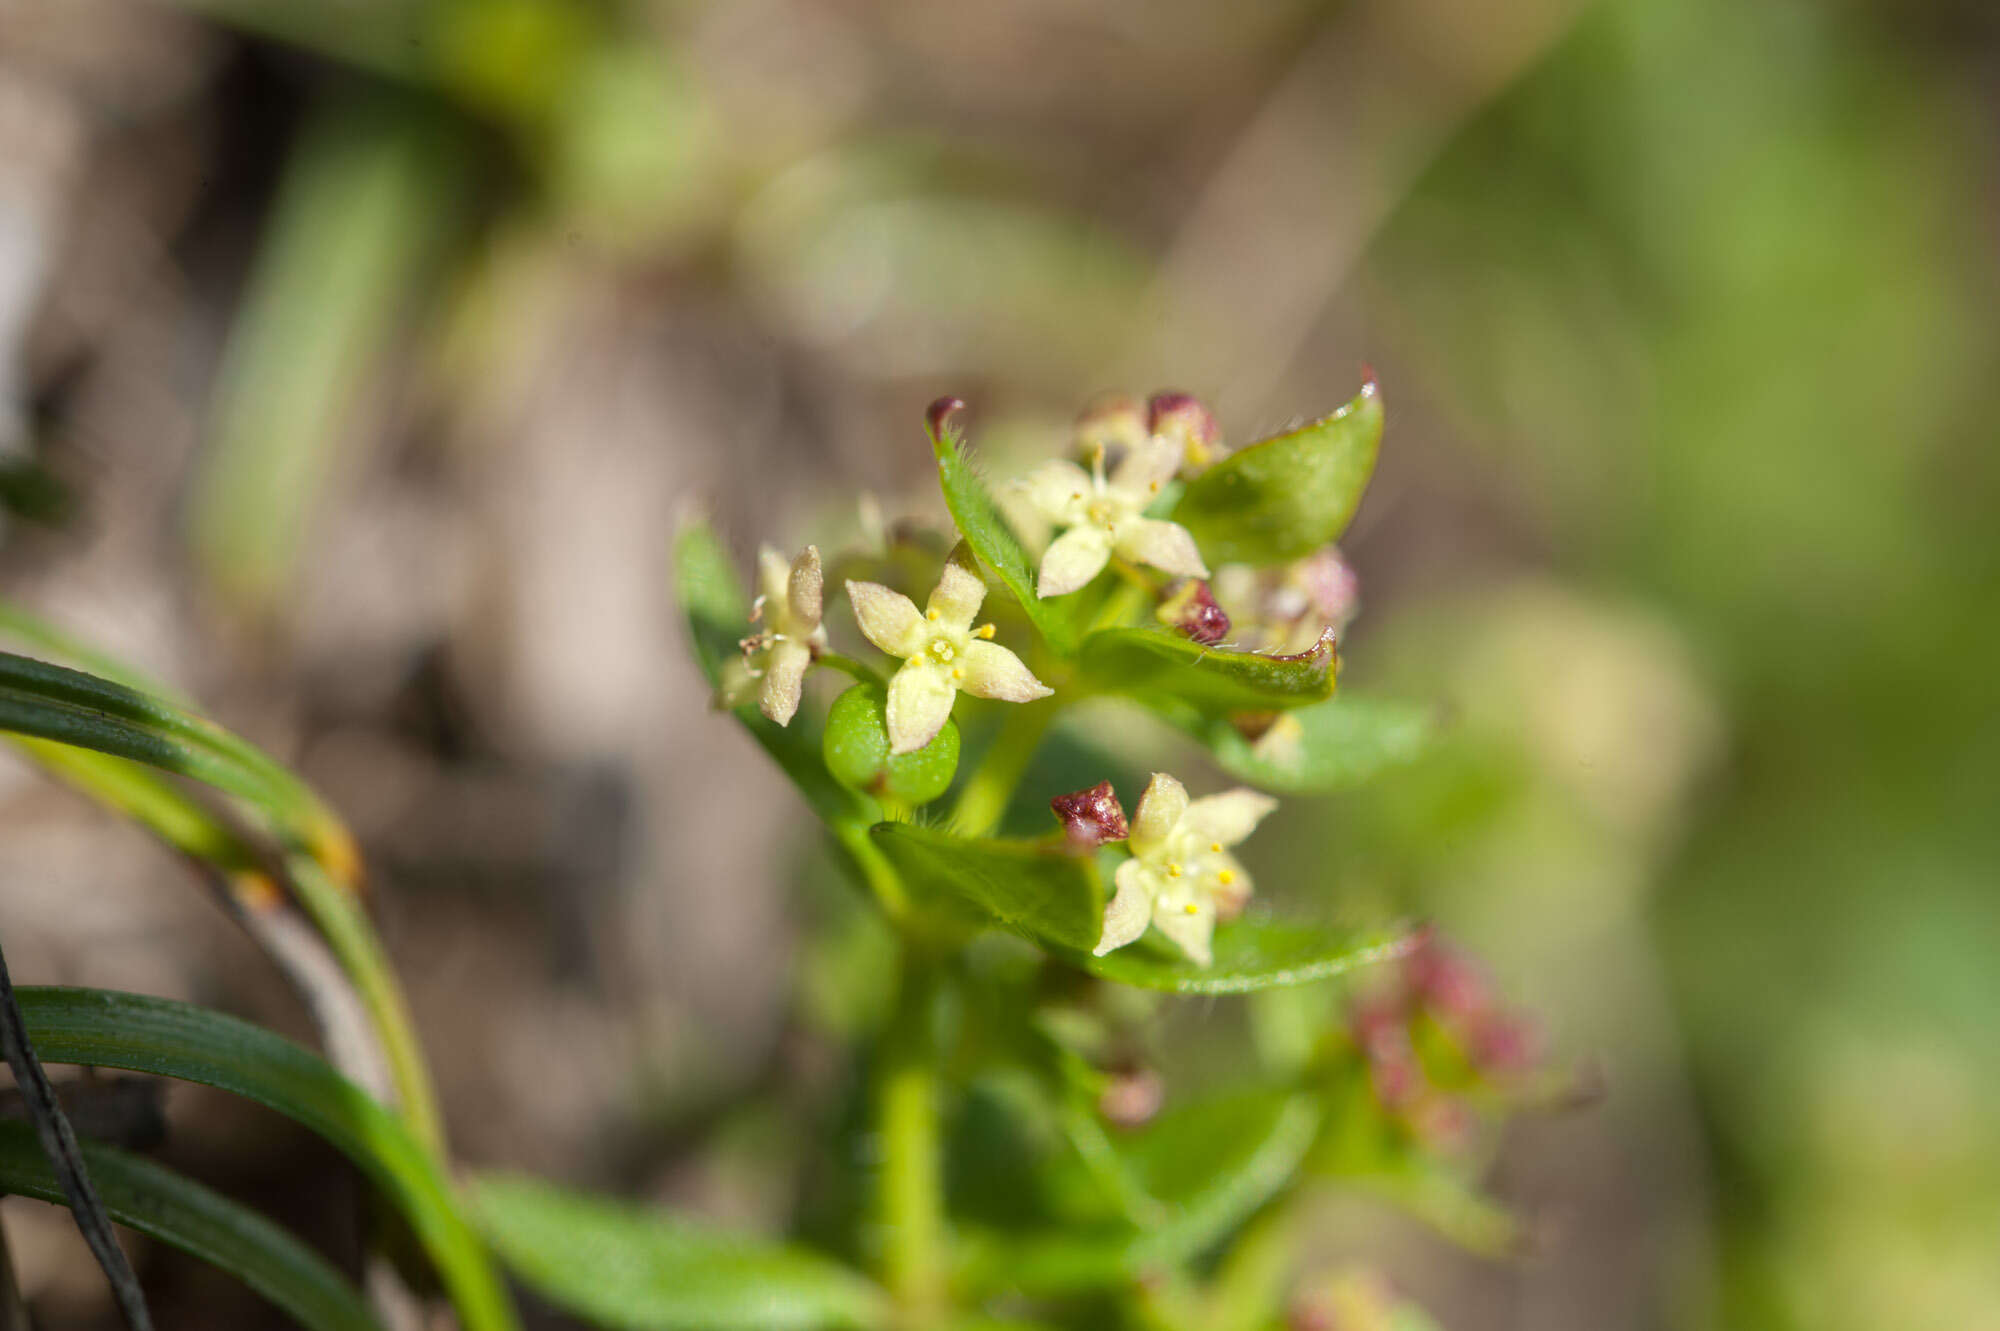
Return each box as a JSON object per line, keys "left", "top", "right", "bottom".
{"left": 1156, "top": 579, "right": 1230, "bottom": 645}
{"left": 1097, "top": 1065, "right": 1164, "bottom": 1128}
{"left": 1050, "top": 780, "right": 1128, "bottom": 847}
{"left": 1073, "top": 394, "right": 1148, "bottom": 459}
{"left": 1147, "top": 391, "right": 1223, "bottom": 473}
{"left": 823, "top": 684, "right": 960, "bottom": 805}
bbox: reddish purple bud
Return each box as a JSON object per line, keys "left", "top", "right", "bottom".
{"left": 1410, "top": 937, "right": 1495, "bottom": 1030}
{"left": 1156, "top": 579, "right": 1230, "bottom": 645}
{"left": 1295, "top": 547, "right": 1360, "bottom": 634}
{"left": 925, "top": 396, "right": 966, "bottom": 440}
{"left": 1147, "top": 391, "right": 1221, "bottom": 449}
{"left": 1471, "top": 1013, "right": 1545, "bottom": 1077}
{"left": 1051, "top": 780, "right": 1129, "bottom": 847}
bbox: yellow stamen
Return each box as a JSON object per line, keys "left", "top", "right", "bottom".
{"left": 1209, "top": 841, "right": 1222, "bottom": 853}
{"left": 1149, "top": 481, "right": 1161, "bottom": 493}
{"left": 976, "top": 623, "right": 996, "bottom": 639}
{"left": 1166, "top": 863, "right": 1182, "bottom": 878}
{"left": 1183, "top": 903, "right": 1199, "bottom": 915}
{"left": 1218, "top": 870, "right": 1235, "bottom": 886}
{"left": 927, "top": 608, "right": 940, "bottom": 621}
{"left": 952, "top": 668, "right": 963, "bottom": 680}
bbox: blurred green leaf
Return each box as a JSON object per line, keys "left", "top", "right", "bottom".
{"left": 674, "top": 517, "right": 876, "bottom": 828}
{"left": 0, "top": 455, "right": 69, "bottom": 524}
{"left": 1084, "top": 919, "right": 1416, "bottom": 995}
{"left": 868, "top": 823, "right": 1103, "bottom": 952}
{"left": 1175, "top": 384, "right": 1383, "bottom": 566}
{"left": 0, "top": 1122, "right": 378, "bottom": 1331}
{"left": 1202, "top": 695, "right": 1437, "bottom": 795}
{"left": 927, "top": 407, "right": 1084, "bottom": 654}
{"left": 1078, "top": 628, "right": 1334, "bottom": 714}
{"left": 18, "top": 987, "right": 518, "bottom": 1331}
{"left": 189, "top": 101, "right": 462, "bottom": 615}
{"left": 468, "top": 1172, "right": 888, "bottom": 1331}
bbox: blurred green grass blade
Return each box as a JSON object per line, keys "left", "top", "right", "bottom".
{"left": 0, "top": 1121, "right": 380, "bottom": 1331}
{"left": 1078, "top": 627, "right": 1336, "bottom": 714}
{"left": 159, "top": 0, "right": 430, "bottom": 82}
{"left": 1174, "top": 383, "right": 1383, "bottom": 566}
{"left": 0, "top": 603, "right": 190, "bottom": 702}
{"left": 868, "top": 823, "right": 1104, "bottom": 953}
{"left": 1200, "top": 694, "right": 1437, "bottom": 795}
{"left": 674, "top": 517, "right": 877, "bottom": 827}
{"left": 17, "top": 987, "right": 519, "bottom": 1331}
{"left": 1083, "top": 918, "right": 1417, "bottom": 995}
{"left": 189, "top": 100, "right": 462, "bottom": 617}
{"left": 9, "top": 739, "right": 261, "bottom": 871}
{"left": 924, "top": 406, "right": 1091, "bottom": 655}
{"left": 467, "top": 1172, "right": 890, "bottom": 1331}
{"left": 0, "top": 650, "right": 349, "bottom": 870}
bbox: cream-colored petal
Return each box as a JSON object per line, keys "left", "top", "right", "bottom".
{"left": 927, "top": 546, "right": 987, "bottom": 632}
{"left": 1206, "top": 853, "right": 1254, "bottom": 920}
{"left": 1130, "top": 772, "right": 1189, "bottom": 858}
{"left": 717, "top": 655, "right": 758, "bottom": 709}
{"left": 1151, "top": 892, "right": 1216, "bottom": 966}
{"left": 1114, "top": 517, "right": 1209, "bottom": 580}
{"left": 1182, "top": 789, "right": 1279, "bottom": 848}
{"left": 956, "top": 640, "right": 1052, "bottom": 704}
{"left": 785, "top": 546, "right": 823, "bottom": 631}
{"left": 886, "top": 663, "right": 958, "bottom": 754}
{"left": 1094, "top": 859, "right": 1156, "bottom": 956}
{"left": 1016, "top": 458, "right": 1094, "bottom": 523}
{"left": 1109, "top": 433, "right": 1183, "bottom": 499}
{"left": 847, "top": 580, "right": 928, "bottom": 658}
{"left": 757, "top": 545, "right": 792, "bottom": 611}
{"left": 1036, "top": 525, "right": 1113, "bottom": 598}
{"left": 759, "top": 639, "right": 813, "bottom": 725}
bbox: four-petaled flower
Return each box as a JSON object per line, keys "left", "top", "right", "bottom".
{"left": 731, "top": 544, "right": 827, "bottom": 725}
{"left": 847, "top": 545, "right": 1052, "bottom": 754}
{"left": 1014, "top": 434, "right": 1209, "bottom": 598}
{"left": 1095, "top": 772, "right": 1277, "bottom": 966}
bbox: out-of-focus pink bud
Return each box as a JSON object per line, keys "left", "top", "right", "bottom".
{"left": 1147, "top": 391, "right": 1224, "bottom": 472}
{"left": 1051, "top": 780, "right": 1130, "bottom": 847}
{"left": 1098, "top": 1065, "right": 1164, "bottom": 1128}
{"left": 1074, "top": 394, "right": 1149, "bottom": 458}
{"left": 1294, "top": 546, "right": 1360, "bottom": 636}
{"left": 1156, "top": 579, "right": 1231, "bottom": 645}
{"left": 1410, "top": 937, "right": 1495, "bottom": 1030}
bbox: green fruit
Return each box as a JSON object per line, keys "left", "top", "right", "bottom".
{"left": 823, "top": 685, "right": 959, "bottom": 805}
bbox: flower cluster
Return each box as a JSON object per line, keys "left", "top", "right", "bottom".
{"left": 1056, "top": 772, "right": 1277, "bottom": 966}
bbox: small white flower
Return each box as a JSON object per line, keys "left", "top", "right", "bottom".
{"left": 732, "top": 545, "right": 826, "bottom": 725}
{"left": 1012, "top": 435, "right": 1209, "bottom": 598}
{"left": 847, "top": 545, "right": 1053, "bottom": 754}
{"left": 1094, "top": 773, "right": 1277, "bottom": 966}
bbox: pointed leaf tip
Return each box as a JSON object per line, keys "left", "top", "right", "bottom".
{"left": 925, "top": 396, "right": 967, "bottom": 441}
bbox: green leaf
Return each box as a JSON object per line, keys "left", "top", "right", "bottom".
{"left": 925, "top": 403, "right": 1083, "bottom": 654}
{"left": 1077, "top": 627, "right": 1335, "bottom": 714}
{"left": 16, "top": 987, "right": 518, "bottom": 1331}
{"left": 468, "top": 1172, "right": 888, "bottom": 1331}
{"left": 0, "top": 1121, "right": 379, "bottom": 1331}
{"left": 674, "top": 518, "right": 875, "bottom": 828}
{"left": 0, "top": 650, "right": 347, "bottom": 870}
{"left": 1201, "top": 695, "right": 1437, "bottom": 794}
{"left": 1085, "top": 918, "right": 1417, "bottom": 995}
{"left": 868, "top": 823, "right": 1103, "bottom": 952}
{"left": 1174, "top": 382, "right": 1383, "bottom": 566}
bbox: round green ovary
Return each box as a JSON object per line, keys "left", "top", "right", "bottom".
{"left": 823, "top": 685, "right": 959, "bottom": 805}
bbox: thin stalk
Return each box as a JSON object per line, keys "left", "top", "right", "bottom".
{"left": 284, "top": 856, "right": 445, "bottom": 1156}
{"left": 833, "top": 820, "right": 907, "bottom": 919}
{"left": 877, "top": 946, "right": 946, "bottom": 1324}
{"left": 947, "top": 705, "right": 1053, "bottom": 839}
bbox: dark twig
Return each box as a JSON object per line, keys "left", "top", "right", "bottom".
{"left": 0, "top": 934, "right": 153, "bottom": 1331}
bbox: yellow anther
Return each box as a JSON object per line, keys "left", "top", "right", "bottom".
{"left": 1149, "top": 481, "right": 1161, "bottom": 493}
{"left": 1209, "top": 841, "right": 1222, "bottom": 853}
{"left": 1183, "top": 903, "right": 1199, "bottom": 915}
{"left": 1166, "top": 862, "right": 1183, "bottom": 878}
{"left": 976, "top": 623, "right": 996, "bottom": 639}
{"left": 952, "top": 668, "right": 964, "bottom": 680}
{"left": 926, "top": 608, "right": 940, "bottom": 621}
{"left": 1217, "top": 870, "right": 1235, "bottom": 886}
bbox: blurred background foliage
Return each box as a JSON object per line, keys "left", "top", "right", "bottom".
{"left": 1, "top": 0, "right": 1995, "bottom": 1326}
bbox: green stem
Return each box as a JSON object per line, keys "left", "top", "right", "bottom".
{"left": 947, "top": 705, "right": 1053, "bottom": 839}
{"left": 284, "top": 856, "right": 446, "bottom": 1156}
{"left": 818, "top": 653, "right": 887, "bottom": 687}
{"left": 878, "top": 945, "right": 946, "bottom": 1324}
{"left": 833, "top": 819, "right": 907, "bottom": 919}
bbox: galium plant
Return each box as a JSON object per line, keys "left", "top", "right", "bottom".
{"left": 0, "top": 377, "right": 1563, "bottom": 1331}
